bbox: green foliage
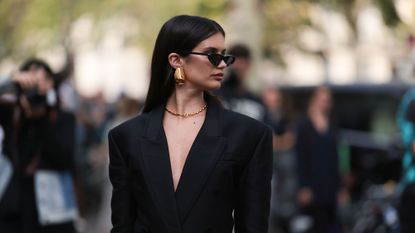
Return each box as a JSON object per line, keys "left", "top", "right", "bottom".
{"left": 260, "top": 0, "right": 404, "bottom": 64}
{"left": 0, "top": 0, "right": 404, "bottom": 63}
{"left": 260, "top": 0, "right": 312, "bottom": 61}
{"left": 0, "top": 0, "right": 227, "bottom": 60}
{"left": 374, "top": 0, "right": 401, "bottom": 27}
{"left": 295, "top": 0, "right": 400, "bottom": 26}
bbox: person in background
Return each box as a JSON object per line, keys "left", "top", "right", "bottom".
{"left": 73, "top": 92, "right": 112, "bottom": 231}
{"left": 396, "top": 88, "right": 415, "bottom": 232}
{"left": 262, "top": 87, "right": 297, "bottom": 233}
{"left": 0, "top": 58, "right": 77, "bottom": 233}
{"left": 217, "top": 44, "right": 268, "bottom": 122}
{"left": 262, "top": 87, "right": 295, "bottom": 143}
{"left": 85, "top": 94, "right": 142, "bottom": 233}
{"left": 295, "top": 86, "right": 341, "bottom": 233}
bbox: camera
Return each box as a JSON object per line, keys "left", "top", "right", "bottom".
{"left": 0, "top": 81, "right": 48, "bottom": 108}
{"left": 23, "top": 88, "right": 48, "bottom": 108}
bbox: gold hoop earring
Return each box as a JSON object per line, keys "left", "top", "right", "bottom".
{"left": 174, "top": 68, "right": 185, "bottom": 86}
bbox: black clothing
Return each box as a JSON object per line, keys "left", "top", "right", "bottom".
{"left": 295, "top": 116, "right": 341, "bottom": 233}
{"left": 296, "top": 117, "right": 340, "bottom": 204}
{"left": 400, "top": 182, "right": 415, "bottom": 233}
{"left": 109, "top": 96, "right": 273, "bottom": 233}
{"left": 0, "top": 105, "right": 77, "bottom": 233}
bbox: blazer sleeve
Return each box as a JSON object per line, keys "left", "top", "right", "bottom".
{"left": 234, "top": 126, "right": 273, "bottom": 233}
{"left": 108, "top": 130, "right": 136, "bottom": 233}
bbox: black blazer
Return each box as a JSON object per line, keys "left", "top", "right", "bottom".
{"left": 108, "top": 96, "right": 273, "bottom": 233}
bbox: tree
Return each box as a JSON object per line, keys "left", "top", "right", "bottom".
{"left": 259, "top": 0, "right": 402, "bottom": 63}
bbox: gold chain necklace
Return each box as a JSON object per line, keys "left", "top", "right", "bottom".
{"left": 165, "top": 104, "right": 207, "bottom": 118}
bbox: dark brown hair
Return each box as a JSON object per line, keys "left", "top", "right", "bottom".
{"left": 143, "top": 15, "right": 225, "bottom": 112}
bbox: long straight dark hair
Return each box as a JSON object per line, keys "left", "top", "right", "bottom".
{"left": 142, "top": 15, "right": 225, "bottom": 113}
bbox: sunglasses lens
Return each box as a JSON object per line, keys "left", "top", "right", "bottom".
{"left": 207, "top": 54, "right": 235, "bottom": 66}
{"left": 208, "top": 54, "right": 222, "bottom": 66}
{"left": 224, "top": 56, "right": 235, "bottom": 66}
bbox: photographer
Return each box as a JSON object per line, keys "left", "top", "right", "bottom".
{"left": 0, "top": 58, "right": 77, "bottom": 233}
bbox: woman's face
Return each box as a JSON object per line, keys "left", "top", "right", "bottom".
{"left": 262, "top": 88, "right": 282, "bottom": 110}
{"left": 311, "top": 87, "right": 332, "bottom": 113}
{"left": 181, "top": 33, "right": 227, "bottom": 91}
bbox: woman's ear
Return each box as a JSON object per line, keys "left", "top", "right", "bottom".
{"left": 168, "top": 53, "right": 183, "bottom": 69}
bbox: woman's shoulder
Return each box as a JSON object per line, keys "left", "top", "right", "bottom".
{"left": 108, "top": 112, "right": 149, "bottom": 138}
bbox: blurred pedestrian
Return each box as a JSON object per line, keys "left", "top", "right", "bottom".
{"left": 396, "top": 88, "right": 415, "bottom": 232}
{"left": 262, "top": 87, "right": 297, "bottom": 233}
{"left": 0, "top": 58, "right": 77, "bottom": 233}
{"left": 262, "top": 87, "right": 295, "bottom": 143}
{"left": 295, "top": 86, "right": 341, "bottom": 233}
{"left": 108, "top": 15, "right": 273, "bottom": 233}
{"left": 74, "top": 92, "right": 112, "bottom": 218}
{"left": 217, "top": 43, "right": 268, "bottom": 122}
{"left": 84, "top": 95, "right": 141, "bottom": 233}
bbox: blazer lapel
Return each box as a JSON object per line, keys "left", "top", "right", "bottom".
{"left": 174, "top": 97, "right": 226, "bottom": 223}
{"left": 138, "top": 105, "right": 182, "bottom": 232}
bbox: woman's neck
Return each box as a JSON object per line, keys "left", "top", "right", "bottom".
{"left": 166, "top": 88, "right": 205, "bottom": 115}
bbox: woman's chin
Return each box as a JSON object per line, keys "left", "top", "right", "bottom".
{"left": 206, "top": 81, "right": 222, "bottom": 91}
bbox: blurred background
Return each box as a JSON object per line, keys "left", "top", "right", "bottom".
{"left": 0, "top": 0, "right": 414, "bottom": 233}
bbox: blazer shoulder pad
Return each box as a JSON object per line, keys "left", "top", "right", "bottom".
{"left": 109, "top": 113, "right": 148, "bottom": 138}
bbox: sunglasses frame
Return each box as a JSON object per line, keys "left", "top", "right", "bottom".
{"left": 179, "top": 51, "right": 235, "bottom": 67}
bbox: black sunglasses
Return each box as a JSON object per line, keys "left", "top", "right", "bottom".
{"left": 180, "top": 51, "right": 235, "bottom": 67}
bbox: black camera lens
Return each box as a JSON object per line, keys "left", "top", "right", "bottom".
{"left": 24, "top": 89, "right": 47, "bottom": 108}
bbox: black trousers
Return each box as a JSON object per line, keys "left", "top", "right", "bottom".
{"left": 400, "top": 183, "right": 415, "bottom": 233}
{"left": 1, "top": 175, "right": 76, "bottom": 233}
{"left": 302, "top": 203, "right": 339, "bottom": 233}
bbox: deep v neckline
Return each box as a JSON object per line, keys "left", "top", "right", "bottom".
{"left": 138, "top": 95, "right": 226, "bottom": 223}
{"left": 162, "top": 113, "right": 207, "bottom": 194}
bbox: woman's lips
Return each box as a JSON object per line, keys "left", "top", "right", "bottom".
{"left": 211, "top": 73, "right": 223, "bottom": 81}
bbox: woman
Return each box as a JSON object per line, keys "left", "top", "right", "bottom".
{"left": 108, "top": 15, "right": 273, "bottom": 233}
{"left": 295, "top": 86, "right": 341, "bottom": 233}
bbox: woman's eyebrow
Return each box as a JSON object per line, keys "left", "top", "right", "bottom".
{"left": 202, "top": 47, "right": 226, "bottom": 53}
{"left": 202, "top": 47, "right": 219, "bottom": 52}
